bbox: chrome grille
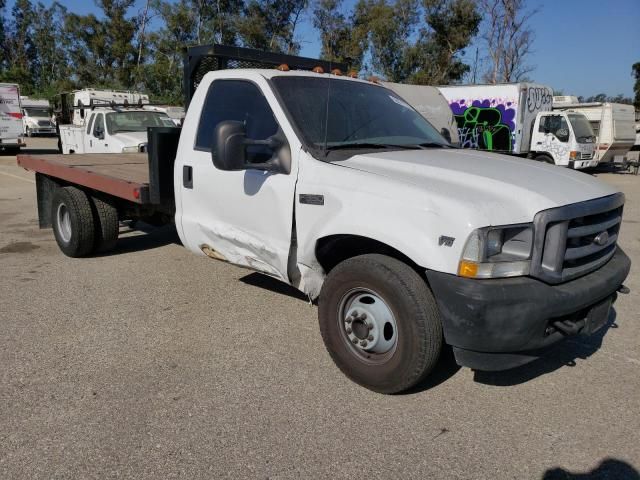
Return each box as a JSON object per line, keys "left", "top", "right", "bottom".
{"left": 580, "top": 152, "right": 592, "bottom": 160}
{"left": 37, "top": 120, "right": 52, "bottom": 127}
{"left": 530, "top": 193, "right": 624, "bottom": 283}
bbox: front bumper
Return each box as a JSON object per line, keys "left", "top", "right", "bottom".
{"left": 426, "top": 248, "right": 630, "bottom": 371}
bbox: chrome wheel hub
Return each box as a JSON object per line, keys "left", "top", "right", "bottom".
{"left": 56, "top": 203, "right": 72, "bottom": 243}
{"left": 342, "top": 290, "right": 397, "bottom": 355}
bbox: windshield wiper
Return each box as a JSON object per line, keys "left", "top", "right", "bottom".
{"left": 416, "top": 142, "right": 452, "bottom": 148}
{"left": 325, "top": 142, "right": 425, "bottom": 152}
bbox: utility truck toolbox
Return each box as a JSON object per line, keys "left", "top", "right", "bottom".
{"left": 17, "top": 45, "right": 631, "bottom": 394}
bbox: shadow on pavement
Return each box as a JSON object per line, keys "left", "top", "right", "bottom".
{"left": 96, "top": 223, "right": 181, "bottom": 257}
{"left": 473, "top": 308, "right": 618, "bottom": 387}
{"left": 403, "top": 345, "right": 462, "bottom": 394}
{"left": 239, "top": 272, "right": 310, "bottom": 302}
{"left": 542, "top": 458, "right": 639, "bottom": 480}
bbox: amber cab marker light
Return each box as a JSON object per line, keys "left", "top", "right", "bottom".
{"left": 368, "top": 76, "right": 380, "bottom": 84}
{"left": 312, "top": 66, "right": 324, "bottom": 74}
{"left": 277, "top": 64, "right": 290, "bottom": 71}
{"left": 331, "top": 68, "right": 342, "bottom": 76}
{"left": 348, "top": 71, "right": 358, "bottom": 78}
{"left": 458, "top": 260, "right": 478, "bottom": 278}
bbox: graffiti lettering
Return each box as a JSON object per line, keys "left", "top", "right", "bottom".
{"left": 449, "top": 99, "right": 516, "bottom": 152}
{"left": 526, "top": 87, "right": 553, "bottom": 113}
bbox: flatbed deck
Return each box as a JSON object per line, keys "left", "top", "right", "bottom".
{"left": 17, "top": 153, "right": 150, "bottom": 203}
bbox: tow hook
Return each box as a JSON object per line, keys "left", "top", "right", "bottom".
{"left": 617, "top": 284, "right": 630, "bottom": 295}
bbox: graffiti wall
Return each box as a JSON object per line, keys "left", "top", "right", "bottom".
{"left": 448, "top": 98, "right": 518, "bottom": 152}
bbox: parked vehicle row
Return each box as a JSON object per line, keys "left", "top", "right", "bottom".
{"left": 17, "top": 45, "right": 631, "bottom": 393}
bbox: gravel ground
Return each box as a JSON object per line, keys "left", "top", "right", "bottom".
{"left": 1, "top": 137, "right": 638, "bottom": 479}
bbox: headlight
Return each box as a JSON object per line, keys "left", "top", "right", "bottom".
{"left": 458, "top": 224, "right": 533, "bottom": 279}
{"left": 122, "top": 145, "right": 140, "bottom": 153}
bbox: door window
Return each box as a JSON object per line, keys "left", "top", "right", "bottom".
{"left": 86, "top": 114, "right": 95, "bottom": 134}
{"left": 539, "top": 115, "right": 569, "bottom": 142}
{"left": 195, "top": 80, "right": 279, "bottom": 163}
{"left": 93, "top": 113, "right": 105, "bottom": 138}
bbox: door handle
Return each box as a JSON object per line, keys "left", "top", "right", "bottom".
{"left": 183, "top": 165, "right": 193, "bottom": 189}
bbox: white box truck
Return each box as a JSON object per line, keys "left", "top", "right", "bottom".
{"left": 20, "top": 96, "right": 55, "bottom": 136}
{"left": 16, "top": 45, "right": 631, "bottom": 394}
{"left": 439, "top": 83, "right": 597, "bottom": 169}
{"left": 54, "top": 89, "right": 176, "bottom": 154}
{"left": 382, "top": 82, "right": 459, "bottom": 145}
{"left": 553, "top": 100, "right": 636, "bottom": 164}
{"left": 0, "top": 83, "right": 26, "bottom": 153}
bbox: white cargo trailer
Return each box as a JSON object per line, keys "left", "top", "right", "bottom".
{"left": 553, "top": 101, "right": 636, "bottom": 163}
{"left": 0, "top": 83, "right": 25, "bottom": 153}
{"left": 438, "top": 83, "right": 597, "bottom": 169}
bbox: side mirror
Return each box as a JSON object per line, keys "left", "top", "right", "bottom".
{"left": 212, "top": 120, "right": 248, "bottom": 171}
{"left": 212, "top": 120, "right": 291, "bottom": 174}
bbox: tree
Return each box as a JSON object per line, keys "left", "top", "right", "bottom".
{"left": 237, "top": 0, "right": 307, "bottom": 54}
{"left": 0, "top": 0, "right": 37, "bottom": 92}
{"left": 359, "top": 0, "right": 419, "bottom": 82}
{"left": 633, "top": 62, "right": 640, "bottom": 110}
{"left": 406, "top": 0, "right": 481, "bottom": 84}
{"left": 312, "top": 0, "right": 367, "bottom": 68}
{"left": 479, "top": 0, "right": 537, "bottom": 83}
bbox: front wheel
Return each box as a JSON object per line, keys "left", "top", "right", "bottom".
{"left": 535, "top": 153, "right": 555, "bottom": 165}
{"left": 318, "top": 254, "right": 443, "bottom": 394}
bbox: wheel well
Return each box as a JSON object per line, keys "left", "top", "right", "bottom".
{"left": 315, "top": 234, "right": 422, "bottom": 274}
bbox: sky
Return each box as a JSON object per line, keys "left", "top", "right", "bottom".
{"left": 5, "top": 0, "right": 639, "bottom": 97}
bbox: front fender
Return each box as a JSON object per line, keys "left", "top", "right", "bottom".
{"left": 295, "top": 156, "right": 474, "bottom": 285}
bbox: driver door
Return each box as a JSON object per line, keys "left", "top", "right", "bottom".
{"left": 536, "top": 114, "right": 570, "bottom": 162}
{"left": 85, "top": 112, "right": 108, "bottom": 153}
{"left": 177, "top": 78, "right": 298, "bottom": 282}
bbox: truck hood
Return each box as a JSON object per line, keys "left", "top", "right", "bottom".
{"left": 337, "top": 148, "right": 619, "bottom": 224}
{"left": 113, "top": 131, "right": 148, "bottom": 145}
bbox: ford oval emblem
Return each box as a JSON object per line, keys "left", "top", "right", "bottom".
{"left": 594, "top": 231, "right": 609, "bottom": 246}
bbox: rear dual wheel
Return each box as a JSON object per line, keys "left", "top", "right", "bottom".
{"left": 51, "top": 186, "right": 119, "bottom": 257}
{"left": 319, "top": 254, "right": 443, "bottom": 394}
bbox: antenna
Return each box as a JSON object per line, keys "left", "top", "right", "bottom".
{"left": 322, "top": 31, "right": 335, "bottom": 157}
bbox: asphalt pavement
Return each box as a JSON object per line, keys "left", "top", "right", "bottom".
{"left": 1, "top": 137, "right": 639, "bottom": 479}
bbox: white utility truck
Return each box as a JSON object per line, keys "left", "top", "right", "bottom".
{"left": 0, "top": 83, "right": 25, "bottom": 153}
{"left": 54, "top": 89, "right": 175, "bottom": 154}
{"left": 20, "top": 97, "right": 55, "bottom": 136}
{"left": 18, "top": 46, "right": 631, "bottom": 393}
{"left": 553, "top": 98, "right": 636, "bottom": 164}
{"left": 439, "top": 84, "right": 597, "bottom": 169}
{"left": 383, "top": 82, "right": 459, "bottom": 145}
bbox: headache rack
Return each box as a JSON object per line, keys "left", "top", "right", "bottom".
{"left": 183, "top": 44, "right": 348, "bottom": 109}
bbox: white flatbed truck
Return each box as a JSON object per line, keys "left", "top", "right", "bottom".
{"left": 17, "top": 45, "right": 631, "bottom": 393}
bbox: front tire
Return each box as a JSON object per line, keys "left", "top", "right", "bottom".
{"left": 51, "top": 187, "right": 95, "bottom": 257}
{"left": 318, "top": 254, "right": 443, "bottom": 394}
{"left": 535, "top": 153, "right": 555, "bottom": 164}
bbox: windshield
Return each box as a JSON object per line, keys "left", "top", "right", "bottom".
{"left": 568, "top": 113, "right": 595, "bottom": 142}
{"left": 105, "top": 111, "right": 175, "bottom": 134}
{"left": 271, "top": 76, "right": 448, "bottom": 155}
{"left": 24, "top": 107, "right": 49, "bottom": 117}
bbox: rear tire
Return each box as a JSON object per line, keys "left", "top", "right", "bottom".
{"left": 90, "top": 195, "right": 119, "bottom": 253}
{"left": 51, "top": 187, "right": 95, "bottom": 257}
{"left": 318, "top": 254, "right": 443, "bottom": 394}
